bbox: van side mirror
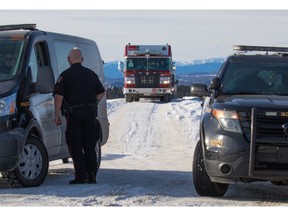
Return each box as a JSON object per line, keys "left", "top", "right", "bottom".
{"left": 118, "top": 61, "right": 124, "bottom": 73}
{"left": 36, "top": 66, "right": 55, "bottom": 94}
{"left": 20, "top": 66, "right": 35, "bottom": 99}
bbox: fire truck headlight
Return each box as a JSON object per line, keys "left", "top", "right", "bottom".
{"left": 160, "top": 77, "right": 170, "bottom": 84}
{"left": 125, "top": 77, "right": 135, "bottom": 84}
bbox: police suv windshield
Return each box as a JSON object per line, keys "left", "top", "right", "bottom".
{"left": 221, "top": 59, "right": 288, "bottom": 95}
{"left": 0, "top": 37, "right": 24, "bottom": 80}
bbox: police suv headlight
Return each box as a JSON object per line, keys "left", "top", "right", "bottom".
{"left": 0, "top": 92, "right": 16, "bottom": 117}
{"left": 212, "top": 108, "right": 242, "bottom": 133}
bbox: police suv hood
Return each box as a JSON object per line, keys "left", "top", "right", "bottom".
{"left": 0, "top": 80, "right": 17, "bottom": 97}
{"left": 215, "top": 95, "right": 288, "bottom": 110}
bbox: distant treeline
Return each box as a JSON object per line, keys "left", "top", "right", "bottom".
{"left": 106, "top": 85, "right": 193, "bottom": 99}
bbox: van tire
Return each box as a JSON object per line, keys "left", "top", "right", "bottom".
{"left": 193, "top": 140, "right": 228, "bottom": 197}
{"left": 13, "top": 137, "right": 49, "bottom": 187}
{"left": 96, "top": 139, "right": 101, "bottom": 175}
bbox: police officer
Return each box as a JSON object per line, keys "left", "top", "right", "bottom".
{"left": 53, "top": 47, "right": 105, "bottom": 184}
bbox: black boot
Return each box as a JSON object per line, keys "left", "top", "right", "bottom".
{"left": 69, "top": 178, "right": 88, "bottom": 184}
{"left": 88, "top": 171, "right": 97, "bottom": 184}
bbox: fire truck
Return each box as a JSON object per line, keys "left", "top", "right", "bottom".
{"left": 118, "top": 44, "right": 177, "bottom": 102}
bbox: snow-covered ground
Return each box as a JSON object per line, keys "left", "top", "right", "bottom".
{"left": 0, "top": 97, "right": 288, "bottom": 212}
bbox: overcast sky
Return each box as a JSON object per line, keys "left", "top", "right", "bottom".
{"left": 2, "top": 9, "right": 288, "bottom": 62}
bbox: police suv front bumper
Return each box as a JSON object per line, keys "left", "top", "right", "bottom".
{"left": 202, "top": 107, "right": 288, "bottom": 184}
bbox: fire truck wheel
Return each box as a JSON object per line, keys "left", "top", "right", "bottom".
{"left": 125, "top": 95, "right": 133, "bottom": 102}
{"left": 134, "top": 96, "right": 139, "bottom": 102}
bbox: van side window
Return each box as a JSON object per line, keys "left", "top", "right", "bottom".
{"left": 53, "top": 41, "right": 102, "bottom": 77}
{"left": 29, "top": 48, "right": 38, "bottom": 83}
{"left": 36, "top": 42, "right": 49, "bottom": 66}
{"left": 29, "top": 41, "right": 55, "bottom": 93}
{"left": 54, "top": 42, "right": 75, "bottom": 75}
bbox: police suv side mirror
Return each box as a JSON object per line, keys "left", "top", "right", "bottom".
{"left": 190, "top": 83, "right": 211, "bottom": 97}
{"left": 210, "top": 77, "right": 222, "bottom": 90}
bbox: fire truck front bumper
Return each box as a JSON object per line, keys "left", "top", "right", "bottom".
{"left": 123, "top": 88, "right": 173, "bottom": 96}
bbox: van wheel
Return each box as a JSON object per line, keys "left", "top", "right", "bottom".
{"left": 13, "top": 137, "right": 49, "bottom": 187}
{"left": 193, "top": 140, "right": 228, "bottom": 197}
{"left": 95, "top": 139, "right": 101, "bottom": 175}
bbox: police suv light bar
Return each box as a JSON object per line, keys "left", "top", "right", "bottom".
{"left": 0, "top": 24, "right": 36, "bottom": 31}
{"left": 233, "top": 45, "right": 288, "bottom": 53}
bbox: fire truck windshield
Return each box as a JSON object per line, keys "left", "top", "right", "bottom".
{"left": 126, "top": 58, "right": 170, "bottom": 71}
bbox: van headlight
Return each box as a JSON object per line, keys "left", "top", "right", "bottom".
{"left": 0, "top": 92, "right": 16, "bottom": 117}
{"left": 212, "top": 108, "right": 242, "bottom": 133}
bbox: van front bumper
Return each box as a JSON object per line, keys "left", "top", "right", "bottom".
{"left": 0, "top": 128, "right": 25, "bottom": 171}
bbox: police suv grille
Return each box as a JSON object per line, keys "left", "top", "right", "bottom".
{"left": 239, "top": 110, "right": 288, "bottom": 176}
{"left": 238, "top": 111, "right": 288, "bottom": 140}
{"left": 135, "top": 72, "right": 160, "bottom": 88}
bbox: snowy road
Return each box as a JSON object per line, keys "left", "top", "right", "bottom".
{"left": 0, "top": 97, "right": 288, "bottom": 208}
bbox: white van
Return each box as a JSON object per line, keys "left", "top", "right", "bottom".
{"left": 0, "top": 24, "right": 109, "bottom": 187}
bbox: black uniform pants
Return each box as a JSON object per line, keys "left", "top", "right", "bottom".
{"left": 65, "top": 107, "right": 99, "bottom": 180}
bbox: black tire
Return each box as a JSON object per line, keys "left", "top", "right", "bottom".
{"left": 271, "top": 181, "right": 288, "bottom": 186}
{"left": 95, "top": 139, "right": 101, "bottom": 175}
{"left": 125, "top": 95, "right": 133, "bottom": 102}
{"left": 193, "top": 140, "right": 229, "bottom": 197}
{"left": 62, "top": 158, "right": 69, "bottom": 164}
{"left": 134, "top": 96, "right": 140, "bottom": 102}
{"left": 13, "top": 137, "right": 49, "bottom": 187}
{"left": 161, "top": 95, "right": 171, "bottom": 103}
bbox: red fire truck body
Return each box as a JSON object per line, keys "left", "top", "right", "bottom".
{"left": 118, "top": 44, "right": 177, "bottom": 102}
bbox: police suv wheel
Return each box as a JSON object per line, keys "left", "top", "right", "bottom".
{"left": 193, "top": 140, "right": 229, "bottom": 197}
{"left": 13, "top": 137, "right": 49, "bottom": 187}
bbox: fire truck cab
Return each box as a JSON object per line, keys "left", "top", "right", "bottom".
{"left": 118, "top": 44, "right": 177, "bottom": 102}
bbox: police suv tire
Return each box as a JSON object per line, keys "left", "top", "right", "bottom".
{"left": 13, "top": 137, "right": 49, "bottom": 187}
{"left": 193, "top": 140, "right": 229, "bottom": 197}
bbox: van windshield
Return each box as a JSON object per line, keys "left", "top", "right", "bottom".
{"left": 0, "top": 38, "right": 24, "bottom": 81}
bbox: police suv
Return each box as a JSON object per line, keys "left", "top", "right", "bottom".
{"left": 191, "top": 45, "right": 288, "bottom": 197}
{"left": 0, "top": 24, "right": 109, "bottom": 187}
